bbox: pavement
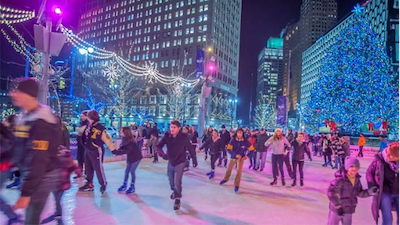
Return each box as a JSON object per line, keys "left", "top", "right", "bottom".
{"left": 0, "top": 151, "right": 388, "bottom": 225}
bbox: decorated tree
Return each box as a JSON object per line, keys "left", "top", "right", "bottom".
{"left": 304, "top": 4, "right": 399, "bottom": 134}
{"left": 253, "top": 95, "right": 277, "bottom": 130}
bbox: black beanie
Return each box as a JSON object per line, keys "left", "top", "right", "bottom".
{"left": 17, "top": 78, "right": 39, "bottom": 98}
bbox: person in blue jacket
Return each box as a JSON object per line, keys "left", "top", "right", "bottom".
{"left": 219, "top": 128, "right": 254, "bottom": 193}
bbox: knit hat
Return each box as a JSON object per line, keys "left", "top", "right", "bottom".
{"left": 345, "top": 156, "right": 360, "bottom": 170}
{"left": 221, "top": 125, "right": 226, "bottom": 129}
{"left": 16, "top": 78, "right": 39, "bottom": 98}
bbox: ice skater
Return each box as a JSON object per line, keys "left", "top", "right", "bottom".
{"left": 290, "top": 132, "right": 312, "bottom": 187}
{"left": 220, "top": 128, "right": 254, "bottom": 193}
{"left": 199, "top": 129, "right": 224, "bottom": 179}
{"left": 156, "top": 120, "right": 198, "bottom": 210}
{"left": 113, "top": 127, "right": 143, "bottom": 194}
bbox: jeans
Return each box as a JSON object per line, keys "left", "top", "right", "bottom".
{"left": 256, "top": 152, "right": 267, "bottom": 169}
{"left": 25, "top": 168, "right": 61, "bottom": 225}
{"left": 167, "top": 162, "right": 186, "bottom": 198}
{"left": 333, "top": 155, "right": 342, "bottom": 168}
{"left": 292, "top": 160, "right": 304, "bottom": 180}
{"left": 223, "top": 158, "right": 245, "bottom": 187}
{"left": 271, "top": 154, "right": 285, "bottom": 179}
{"left": 138, "top": 140, "right": 144, "bottom": 152}
{"left": 249, "top": 151, "right": 256, "bottom": 167}
{"left": 358, "top": 146, "right": 364, "bottom": 157}
{"left": 124, "top": 160, "right": 141, "bottom": 184}
{"left": 53, "top": 190, "right": 64, "bottom": 217}
{"left": 381, "top": 192, "right": 399, "bottom": 225}
{"left": 0, "top": 171, "right": 18, "bottom": 220}
{"left": 327, "top": 210, "right": 352, "bottom": 225}
{"left": 210, "top": 154, "right": 219, "bottom": 170}
{"left": 324, "top": 155, "right": 333, "bottom": 167}
{"left": 218, "top": 146, "right": 227, "bottom": 166}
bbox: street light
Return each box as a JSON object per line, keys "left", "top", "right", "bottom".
{"left": 79, "top": 48, "right": 87, "bottom": 55}
{"left": 54, "top": 7, "right": 62, "bottom": 15}
{"left": 87, "top": 47, "right": 94, "bottom": 53}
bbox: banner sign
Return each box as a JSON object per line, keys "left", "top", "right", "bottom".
{"left": 277, "top": 96, "right": 286, "bottom": 125}
{"left": 196, "top": 49, "right": 204, "bottom": 78}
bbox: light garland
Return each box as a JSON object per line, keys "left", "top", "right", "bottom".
{"left": 0, "top": 5, "right": 35, "bottom": 24}
{"left": 60, "top": 25, "right": 200, "bottom": 86}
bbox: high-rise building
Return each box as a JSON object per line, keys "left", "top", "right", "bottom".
{"left": 76, "top": 0, "right": 242, "bottom": 128}
{"left": 301, "top": 0, "right": 399, "bottom": 113}
{"left": 282, "top": 0, "right": 337, "bottom": 119}
{"left": 256, "top": 37, "right": 283, "bottom": 108}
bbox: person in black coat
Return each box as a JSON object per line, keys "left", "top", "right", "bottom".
{"left": 113, "top": 126, "right": 142, "bottom": 194}
{"left": 291, "top": 132, "right": 312, "bottom": 187}
{"left": 156, "top": 120, "right": 197, "bottom": 211}
{"left": 218, "top": 125, "right": 231, "bottom": 167}
{"left": 75, "top": 111, "right": 88, "bottom": 179}
{"left": 199, "top": 129, "right": 224, "bottom": 179}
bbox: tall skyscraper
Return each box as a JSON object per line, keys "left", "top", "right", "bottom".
{"left": 256, "top": 37, "right": 283, "bottom": 108}
{"left": 76, "top": 0, "right": 242, "bottom": 128}
{"left": 283, "top": 0, "right": 337, "bottom": 119}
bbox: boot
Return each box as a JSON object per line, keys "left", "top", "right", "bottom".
{"left": 260, "top": 167, "right": 264, "bottom": 172}
{"left": 206, "top": 171, "right": 212, "bottom": 176}
{"left": 282, "top": 178, "right": 286, "bottom": 186}
{"left": 100, "top": 185, "right": 107, "bottom": 194}
{"left": 291, "top": 179, "right": 296, "bottom": 187}
{"left": 79, "top": 183, "right": 94, "bottom": 192}
{"left": 41, "top": 215, "right": 55, "bottom": 224}
{"left": 300, "top": 179, "right": 304, "bottom": 186}
{"left": 118, "top": 183, "right": 127, "bottom": 192}
{"left": 205, "top": 154, "right": 208, "bottom": 161}
{"left": 234, "top": 186, "right": 239, "bottom": 193}
{"left": 220, "top": 180, "right": 227, "bottom": 185}
{"left": 270, "top": 178, "right": 277, "bottom": 185}
{"left": 209, "top": 171, "right": 215, "bottom": 180}
{"left": 54, "top": 216, "right": 63, "bottom": 225}
{"left": 174, "top": 199, "right": 181, "bottom": 210}
{"left": 170, "top": 192, "right": 176, "bottom": 200}
{"left": 248, "top": 164, "right": 253, "bottom": 169}
{"left": 126, "top": 183, "right": 135, "bottom": 194}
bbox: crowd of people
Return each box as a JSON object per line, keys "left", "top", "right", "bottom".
{"left": 0, "top": 78, "right": 398, "bottom": 225}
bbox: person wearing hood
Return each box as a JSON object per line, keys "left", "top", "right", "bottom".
{"left": 327, "top": 156, "right": 377, "bottom": 225}
{"left": 291, "top": 132, "right": 312, "bottom": 187}
{"left": 10, "top": 78, "right": 62, "bottom": 224}
{"left": 199, "top": 129, "right": 224, "bottom": 179}
{"left": 366, "top": 142, "right": 399, "bottom": 225}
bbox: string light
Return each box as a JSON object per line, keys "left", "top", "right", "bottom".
{"left": 0, "top": 5, "right": 35, "bottom": 24}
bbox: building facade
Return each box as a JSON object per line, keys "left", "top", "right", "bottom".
{"left": 282, "top": 0, "right": 337, "bottom": 119}
{"left": 301, "top": 0, "right": 399, "bottom": 113}
{"left": 256, "top": 37, "right": 283, "bottom": 108}
{"left": 76, "top": 0, "right": 242, "bottom": 129}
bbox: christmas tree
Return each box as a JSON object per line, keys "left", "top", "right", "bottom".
{"left": 304, "top": 4, "right": 399, "bottom": 134}
{"left": 253, "top": 94, "right": 277, "bottom": 130}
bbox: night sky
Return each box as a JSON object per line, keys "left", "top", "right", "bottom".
{"left": 1, "top": 0, "right": 362, "bottom": 122}
{"left": 237, "top": 0, "right": 362, "bottom": 125}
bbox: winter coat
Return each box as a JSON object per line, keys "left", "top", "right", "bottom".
{"left": 199, "top": 137, "right": 224, "bottom": 155}
{"left": 322, "top": 138, "right": 332, "bottom": 156}
{"left": 291, "top": 140, "right": 311, "bottom": 161}
{"left": 156, "top": 131, "right": 197, "bottom": 166}
{"left": 330, "top": 138, "right": 344, "bottom": 156}
{"left": 255, "top": 133, "right": 269, "bottom": 152}
{"left": 327, "top": 168, "right": 370, "bottom": 214}
{"left": 287, "top": 133, "right": 295, "bottom": 144}
{"left": 342, "top": 142, "right": 350, "bottom": 157}
{"left": 219, "top": 130, "right": 231, "bottom": 146}
{"left": 61, "top": 123, "right": 70, "bottom": 149}
{"left": 190, "top": 131, "right": 199, "bottom": 144}
{"left": 202, "top": 131, "right": 212, "bottom": 143}
{"left": 227, "top": 137, "right": 254, "bottom": 159}
{"left": 358, "top": 136, "right": 366, "bottom": 146}
{"left": 58, "top": 148, "right": 78, "bottom": 191}
{"left": 312, "top": 136, "right": 320, "bottom": 145}
{"left": 264, "top": 136, "right": 291, "bottom": 155}
{"left": 366, "top": 153, "right": 399, "bottom": 224}
{"left": 113, "top": 139, "right": 143, "bottom": 163}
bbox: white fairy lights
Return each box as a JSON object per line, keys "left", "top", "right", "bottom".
{"left": 0, "top": 5, "right": 35, "bottom": 24}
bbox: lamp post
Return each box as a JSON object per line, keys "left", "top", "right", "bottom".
{"left": 198, "top": 45, "right": 214, "bottom": 137}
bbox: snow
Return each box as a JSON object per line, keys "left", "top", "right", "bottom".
{"left": 0, "top": 152, "right": 386, "bottom": 225}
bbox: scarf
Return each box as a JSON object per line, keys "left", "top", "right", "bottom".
{"left": 382, "top": 149, "right": 399, "bottom": 173}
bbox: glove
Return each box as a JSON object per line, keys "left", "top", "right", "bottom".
{"left": 336, "top": 206, "right": 344, "bottom": 216}
{"left": 236, "top": 154, "right": 242, "bottom": 159}
{"left": 193, "top": 162, "right": 198, "bottom": 168}
{"left": 162, "top": 154, "right": 169, "bottom": 160}
{"left": 243, "top": 156, "right": 248, "bottom": 160}
{"left": 368, "top": 186, "right": 379, "bottom": 195}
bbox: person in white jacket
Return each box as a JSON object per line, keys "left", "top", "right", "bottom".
{"left": 265, "top": 128, "right": 291, "bottom": 186}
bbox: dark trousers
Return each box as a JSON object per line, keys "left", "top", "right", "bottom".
{"left": 284, "top": 153, "right": 293, "bottom": 178}
{"left": 292, "top": 160, "right": 304, "bottom": 180}
{"left": 249, "top": 151, "right": 256, "bottom": 167}
{"left": 0, "top": 171, "right": 18, "bottom": 220}
{"left": 77, "top": 144, "right": 86, "bottom": 173}
{"left": 324, "top": 154, "right": 333, "bottom": 167}
{"left": 25, "top": 169, "right": 61, "bottom": 225}
{"left": 85, "top": 148, "right": 107, "bottom": 186}
{"left": 123, "top": 160, "right": 141, "bottom": 184}
{"left": 271, "top": 154, "right": 285, "bottom": 179}
{"left": 53, "top": 190, "right": 64, "bottom": 217}
{"left": 210, "top": 154, "right": 219, "bottom": 170}
{"left": 153, "top": 149, "right": 159, "bottom": 161}
{"left": 167, "top": 162, "right": 186, "bottom": 199}
{"left": 358, "top": 146, "right": 364, "bottom": 157}
{"left": 217, "top": 146, "right": 227, "bottom": 166}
